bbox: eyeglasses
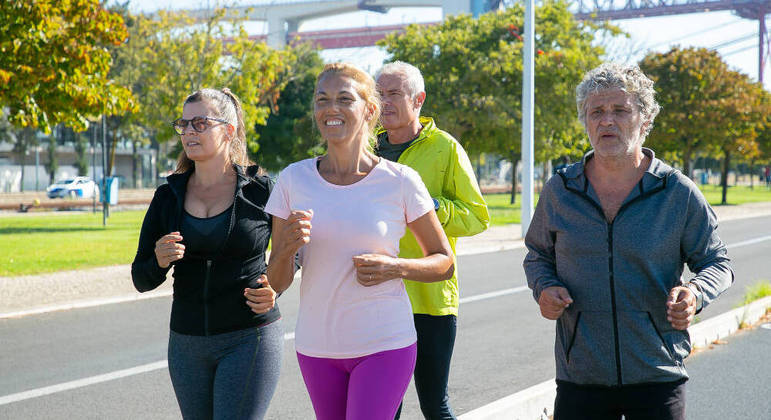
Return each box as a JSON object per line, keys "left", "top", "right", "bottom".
{"left": 171, "top": 116, "right": 230, "bottom": 135}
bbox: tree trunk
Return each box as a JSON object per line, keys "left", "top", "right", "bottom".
{"left": 45, "top": 128, "right": 58, "bottom": 185}
{"left": 14, "top": 128, "right": 32, "bottom": 192}
{"left": 721, "top": 150, "right": 730, "bottom": 205}
{"left": 509, "top": 151, "right": 519, "bottom": 205}
{"left": 682, "top": 145, "right": 692, "bottom": 179}
{"left": 18, "top": 149, "right": 25, "bottom": 193}
{"left": 749, "top": 159, "right": 755, "bottom": 190}
{"left": 75, "top": 133, "right": 89, "bottom": 176}
{"left": 542, "top": 160, "right": 552, "bottom": 190}
{"left": 132, "top": 140, "right": 139, "bottom": 188}
{"left": 475, "top": 154, "right": 483, "bottom": 186}
{"left": 108, "top": 125, "right": 117, "bottom": 177}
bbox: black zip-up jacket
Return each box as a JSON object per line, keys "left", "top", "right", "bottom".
{"left": 131, "top": 165, "right": 279, "bottom": 336}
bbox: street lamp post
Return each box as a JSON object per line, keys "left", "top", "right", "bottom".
{"left": 92, "top": 123, "right": 97, "bottom": 213}
{"left": 102, "top": 114, "right": 108, "bottom": 226}
{"left": 521, "top": 0, "right": 535, "bottom": 235}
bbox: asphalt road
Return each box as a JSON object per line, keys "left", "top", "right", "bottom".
{"left": 686, "top": 322, "right": 771, "bottom": 419}
{"left": 1, "top": 215, "right": 769, "bottom": 419}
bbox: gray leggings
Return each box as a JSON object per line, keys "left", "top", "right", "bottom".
{"left": 167, "top": 320, "right": 284, "bottom": 420}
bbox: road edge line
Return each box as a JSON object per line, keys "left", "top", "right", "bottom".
{"left": 458, "top": 295, "right": 771, "bottom": 420}
{"left": 0, "top": 289, "right": 173, "bottom": 319}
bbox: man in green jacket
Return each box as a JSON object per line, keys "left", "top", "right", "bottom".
{"left": 376, "top": 61, "right": 490, "bottom": 420}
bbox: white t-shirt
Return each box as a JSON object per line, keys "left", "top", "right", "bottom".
{"left": 265, "top": 157, "right": 434, "bottom": 358}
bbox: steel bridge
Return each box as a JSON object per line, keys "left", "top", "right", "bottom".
{"left": 571, "top": 0, "right": 769, "bottom": 82}
{"left": 186, "top": 0, "right": 769, "bottom": 82}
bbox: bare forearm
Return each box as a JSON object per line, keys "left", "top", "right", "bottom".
{"left": 397, "top": 253, "right": 454, "bottom": 283}
{"left": 267, "top": 248, "right": 296, "bottom": 293}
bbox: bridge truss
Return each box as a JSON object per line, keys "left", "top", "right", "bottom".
{"left": 570, "top": 0, "right": 770, "bottom": 83}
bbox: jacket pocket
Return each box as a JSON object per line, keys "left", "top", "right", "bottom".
{"left": 617, "top": 310, "right": 684, "bottom": 384}
{"left": 558, "top": 310, "right": 616, "bottom": 385}
{"left": 565, "top": 311, "right": 582, "bottom": 364}
{"left": 647, "top": 311, "right": 675, "bottom": 360}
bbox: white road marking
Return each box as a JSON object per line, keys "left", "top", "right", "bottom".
{"left": 0, "top": 290, "right": 173, "bottom": 319}
{"left": 0, "top": 287, "right": 519, "bottom": 405}
{"left": 726, "top": 234, "right": 771, "bottom": 250}
{"left": 459, "top": 286, "right": 529, "bottom": 304}
{"left": 0, "top": 361, "right": 168, "bottom": 406}
{"left": 2, "top": 233, "right": 770, "bottom": 406}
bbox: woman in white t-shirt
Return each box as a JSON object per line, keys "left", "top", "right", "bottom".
{"left": 265, "top": 63, "right": 454, "bottom": 420}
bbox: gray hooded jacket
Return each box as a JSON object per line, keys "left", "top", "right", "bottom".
{"left": 523, "top": 149, "right": 733, "bottom": 386}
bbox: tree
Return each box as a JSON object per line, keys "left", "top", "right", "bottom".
{"left": 254, "top": 43, "right": 325, "bottom": 172}
{"left": 756, "top": 92, "right": 771, "bottom": 173}
{"left": 708, "top": 72, "right": 766, "bottom": 204}
{"left": 74, "top": 132, "right": 90, "bottom": 176}
{"left": 379, "top": 0, "right": 620, "bottom": 202}
{"left": 12, "top": 127, "right": 38, "bottom": 192}
{"left": 108, "top": 8, "right": 293, "bottom": 177}
{"left": 641, "top": 47, "right": 768, "bottom": 203}
{"left": 640, "top": 47, "right": 731, "bottom": 178}
{"left": 44, "top": 132, "right": 58, "bottom": 185}
{"left": 0, "top": 0, "right": 134, "bottom": 133}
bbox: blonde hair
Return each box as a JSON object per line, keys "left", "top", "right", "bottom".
{"left": 175, "top": 88, "right": 253, "bottom": 173}
{"left": 315, "top": 63, "right": 381, "bottom": 144}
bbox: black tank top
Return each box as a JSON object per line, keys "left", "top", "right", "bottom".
{"left": 180, "top": 205, "right": 232, "bottom": 257}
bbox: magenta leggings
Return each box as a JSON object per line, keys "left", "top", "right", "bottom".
{"left": 297, "top": 343, "right": 417, "bottom": 420}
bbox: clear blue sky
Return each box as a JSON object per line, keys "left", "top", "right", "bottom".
{"left": 121, "top": 0, "right": 770, "bottom": 89}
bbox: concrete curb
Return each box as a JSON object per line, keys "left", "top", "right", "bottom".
{"left": 459, "top": 379, "right": 555, "bottom": 420}
{"left": 689, "top": 295, "right": 771, "bottom": 348}
{"left": 458, "top": 296, "right": 771, "bottom": 420}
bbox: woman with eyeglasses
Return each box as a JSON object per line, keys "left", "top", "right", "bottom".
{"left": 265, "top": 63, "right": 454, "bottom": 419}
{"left": 131, "top": 88, "right": 282, "bottom": 419}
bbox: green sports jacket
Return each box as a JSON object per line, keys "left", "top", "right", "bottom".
{"left": 377, "top": 116, "right": 490, "bottom": 316}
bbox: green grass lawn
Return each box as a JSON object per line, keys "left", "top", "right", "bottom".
{"left": 698, "top": 184, "right": 771, "bottom": 206}
{"left": 483, "top": 184, "right": 771, "bottom": 226}
{"left": 484, "top": 193, "right": 536, "bottom": 226}
{"left": 0, "top": 211, "right": 145, "bottom": 277}
{"left": 1, "top": 183, "right": 769, "bottom": 276}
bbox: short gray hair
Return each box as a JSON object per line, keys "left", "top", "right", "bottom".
{"left": 376, "top": 61, "right": 425, "bottom": 98}
{"left": 576, "top": 63, "right": 660, "bottom": 137}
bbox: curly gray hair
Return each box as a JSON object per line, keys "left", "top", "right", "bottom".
{"left": 576, "top": 63, "right": 660, "bottom": 137}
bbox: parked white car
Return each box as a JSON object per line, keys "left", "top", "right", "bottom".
{"left": 46, "top": 177, "right": 98, "bottom": 199}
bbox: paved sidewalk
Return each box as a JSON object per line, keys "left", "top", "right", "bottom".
{"left": 2, "top": 202, "right": 771, "bottom": 318}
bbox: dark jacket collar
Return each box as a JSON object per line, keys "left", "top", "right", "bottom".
{"left": 166, "top": 164, "right": 261, "bottom": 199}
{"left": 559, "top": 148, "right": 675, "bottom": 195}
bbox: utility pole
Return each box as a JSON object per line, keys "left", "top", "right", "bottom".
{"left": 102, "top": 115, "right": 108, "bottom": 226}
{"left": 92, "top": 123, "right": 97, "bottom": 213}
{"left": 759, "top": 5, "right": 767, "bottom": 84}
{"left": 521, "top": 0, "right": 535, "bottom": 235}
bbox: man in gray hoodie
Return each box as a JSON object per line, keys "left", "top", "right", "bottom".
{"left": 523, "top": 63, "right": 733, "bottom": 420}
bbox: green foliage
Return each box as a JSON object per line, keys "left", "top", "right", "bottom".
{"left": 640, "top": 48, "right": 727, "bottom": 176}
{"left": 0, "top": 0, "right": 135, "bottom": 133}
{"left": 253, "top": 43, "right": 326, "bottom": 172}
{"left": 741, "top": 280, "right": 771, "bottom": 306}
{"left": 640, "top": 47, "right": 768, "bottom": 204}
{"left": 379, "top": 1, "right": 620, "bottom": 162}
{"left": 113, "top": 8, "right": 293, "bottom": 160}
